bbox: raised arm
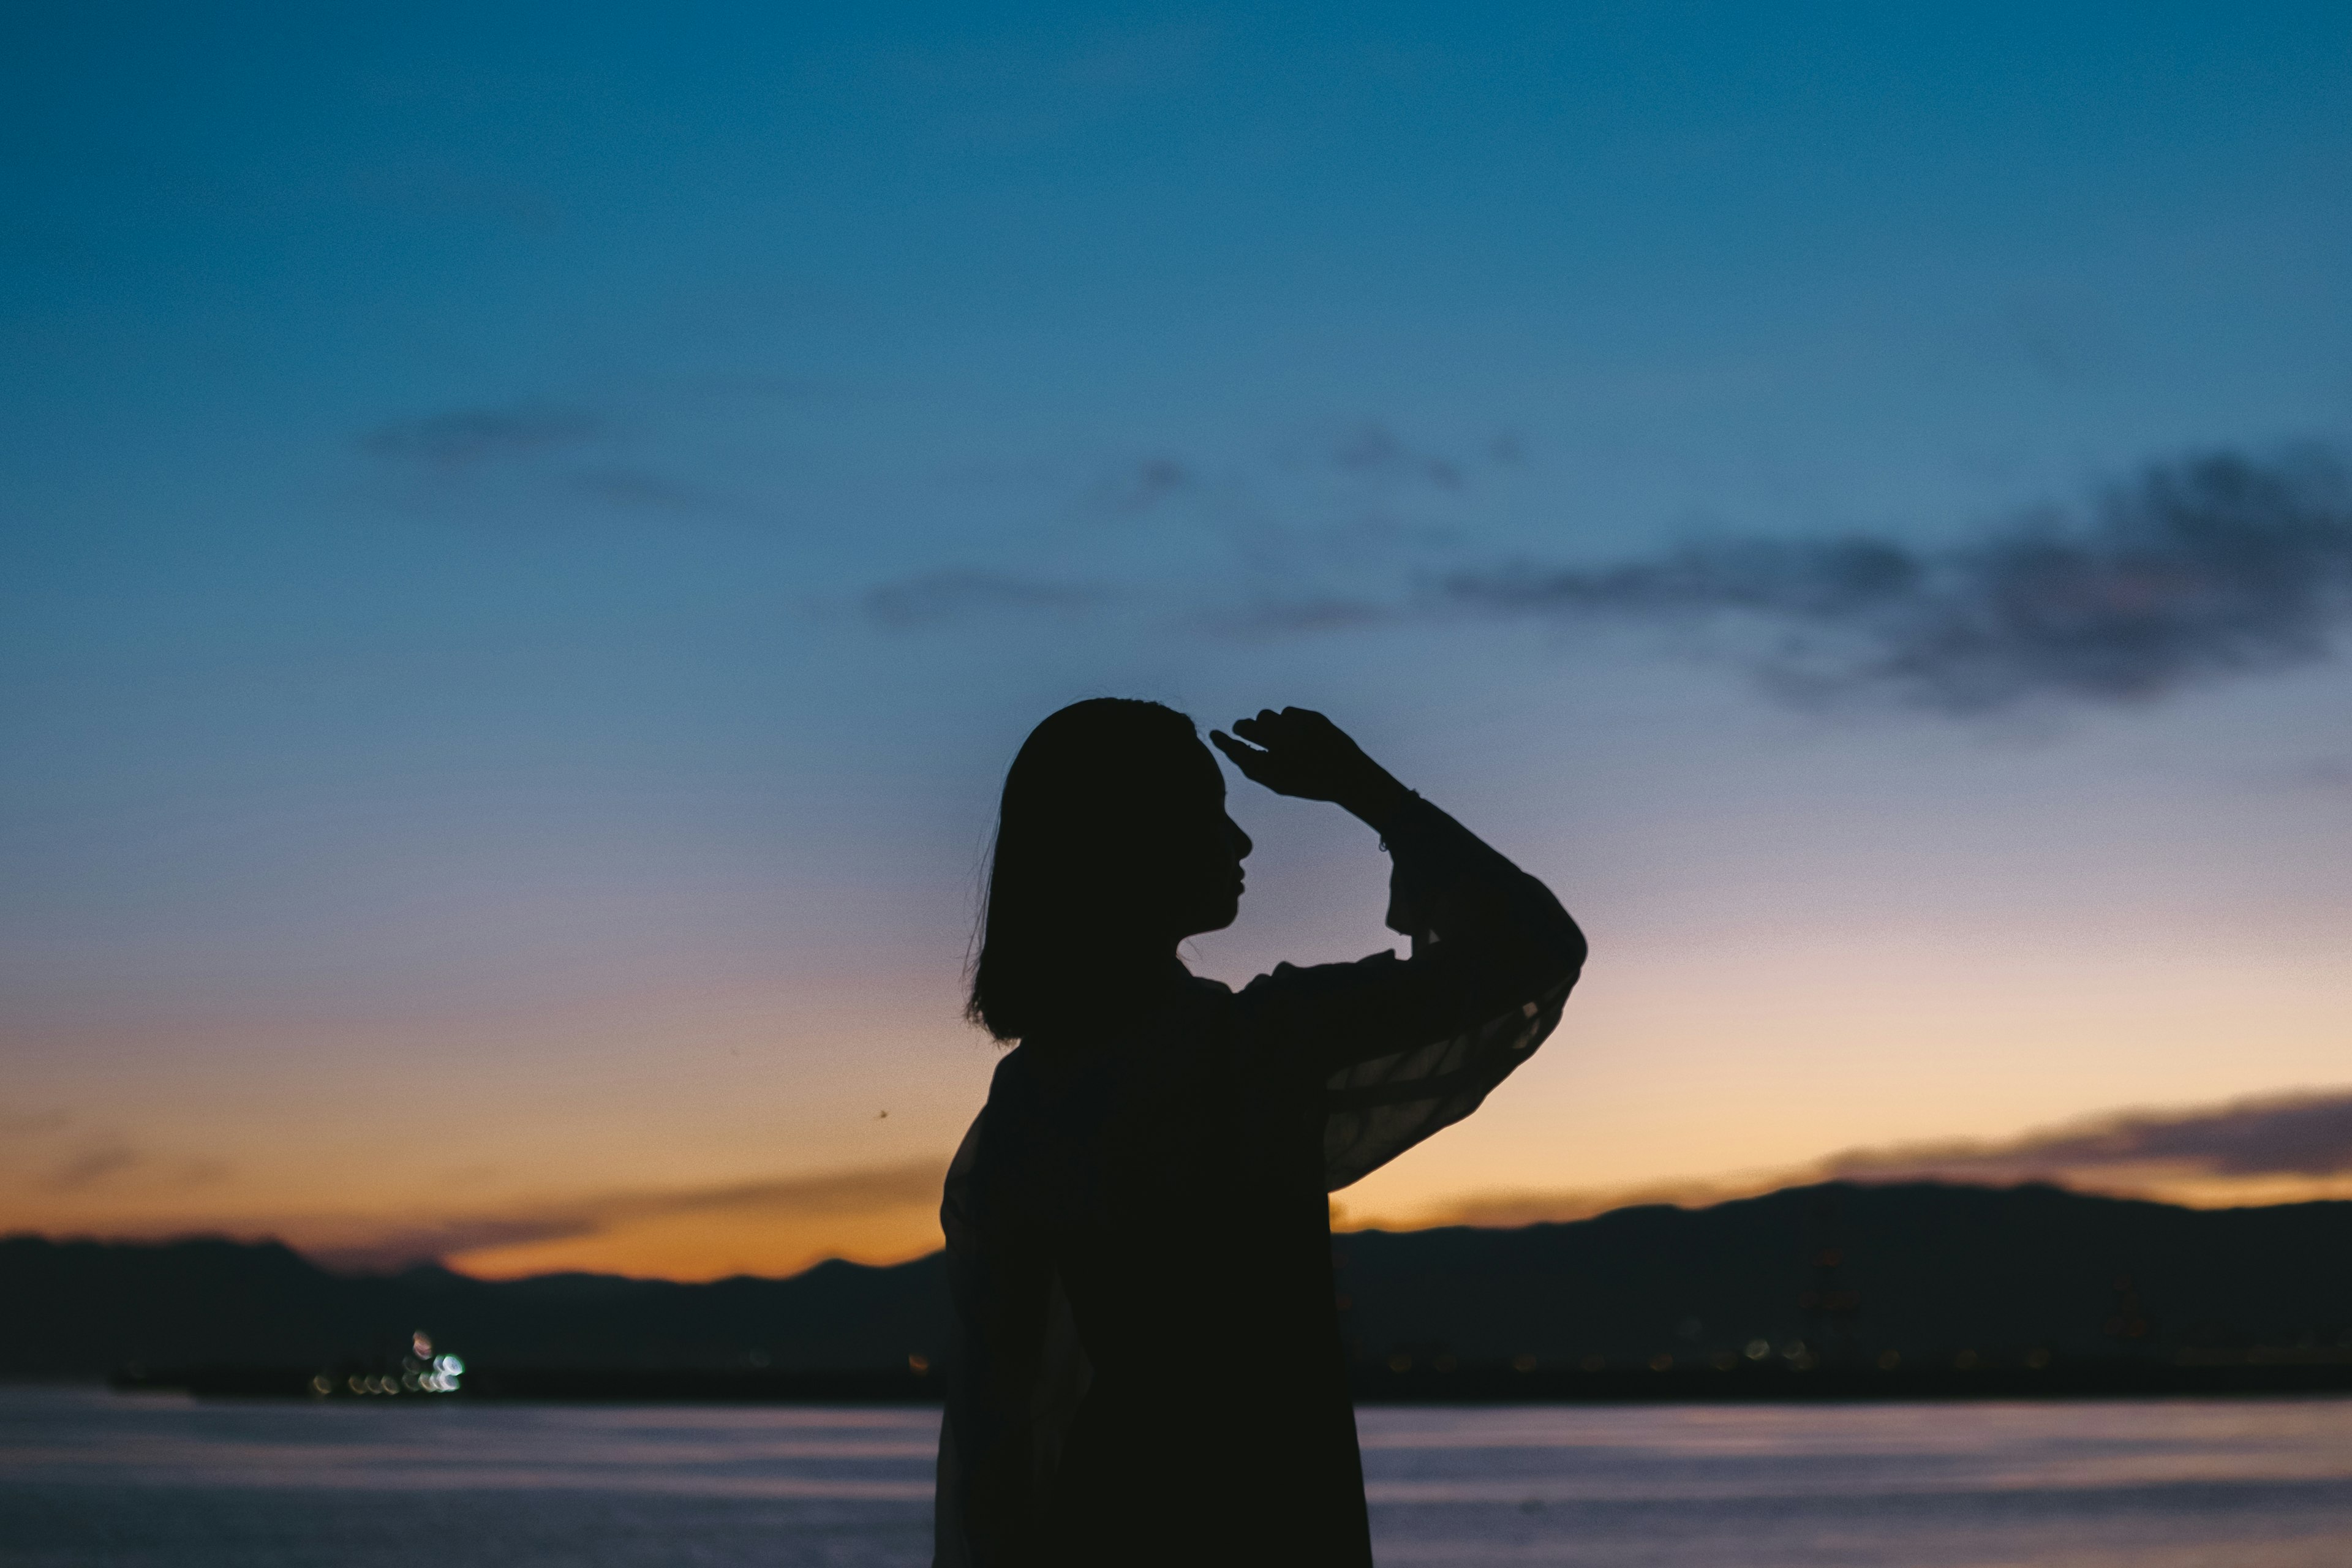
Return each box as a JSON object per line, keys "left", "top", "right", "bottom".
{"left": 1213, "top": 708, "right": 1586, "bottom": 1187}
{"left": 1211, "top": 707, "right": 1585, "bottom": 1044}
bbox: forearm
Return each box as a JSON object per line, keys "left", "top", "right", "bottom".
{"left": 1334, "top": 762, "right": 1415, "bottom": 839}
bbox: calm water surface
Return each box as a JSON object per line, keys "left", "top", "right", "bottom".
{"left": 4, "top": 1387, "right": 2350, "bottom": 1566}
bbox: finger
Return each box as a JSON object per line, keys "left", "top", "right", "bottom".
{"left": 1238, "top": 708, "right": 1289, "bottom": 739}
{"left": 1213, "top": 738, "right": 1270, "bottom": 785}
{"left": 1209, "top": 730, "right": 1267, "bottom": 773}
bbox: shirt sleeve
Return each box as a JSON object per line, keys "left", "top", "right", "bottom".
{"left": 1232, "top": 793, "right": 1586, "bottom": 1191}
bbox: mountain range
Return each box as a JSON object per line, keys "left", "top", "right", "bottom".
{"left": 7, "top": 1182, "right": 2350, "bottom": 1381}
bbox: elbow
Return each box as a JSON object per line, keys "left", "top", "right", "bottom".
{"left": 1550, "top": 914, "right": 1588, "bottom": 987}
{"left": 1560, "top": 915, "right": 1589, "bottom": 976}
{"left": 1503, "top": 894, "right": 1585, "bottom": 995}
{"left": 1532, "top": 883, "right": 1586, "bottom": 978}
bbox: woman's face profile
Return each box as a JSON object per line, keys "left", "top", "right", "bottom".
{"left": 1158, "top": 739, "right": 1253, "bottom": 942}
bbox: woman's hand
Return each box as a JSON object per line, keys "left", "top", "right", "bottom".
{"left": 1210, "top": 708, "right": 1413, "bottom": 831}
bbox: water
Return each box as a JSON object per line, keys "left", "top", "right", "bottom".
{"left": 5, "top": 1387, "right": 2351, "bottom": 1566}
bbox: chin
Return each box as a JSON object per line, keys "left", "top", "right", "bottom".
{"left": 1193, "top": 899, "right": 1241, "bottom": 936}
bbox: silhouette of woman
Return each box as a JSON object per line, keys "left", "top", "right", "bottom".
{"left": 934, "top": 701, "right": 1585, "bottom": 1567}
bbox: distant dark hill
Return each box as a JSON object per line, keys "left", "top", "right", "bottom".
{"left": 0, "top": 1235, "right": 948, "bottom": 1379}
{"left": 1332, "top": 1181, "right": 2352, "bottom": 1366}
{"left": 7, "top": 1183, "right": 2350, "bottom": 1381}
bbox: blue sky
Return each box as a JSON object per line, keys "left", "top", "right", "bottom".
{"left": 6, "top": 3, "right": 2351, "bottom": 1276}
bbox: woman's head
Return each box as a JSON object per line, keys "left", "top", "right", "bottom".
{"left": 967, "top": 698, "right": 1252, "bottom": 1042}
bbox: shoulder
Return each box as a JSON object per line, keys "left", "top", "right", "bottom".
{"left": 981, "top": 1044, "right": 1042, "bottom": 1131}
{"left": 987, "top": 1042, "right": 1030, "bottom": 1090}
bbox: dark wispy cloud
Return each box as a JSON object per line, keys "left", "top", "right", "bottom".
{"left": 359, "top": 405, "right": 603, "bottom": 467}
{"left": 571, "top": 467, "right": 725, "bottom": 513}
{"left": 303, "top": 1158, "right": 946, "bottom": 1273}
{"left": 1208, "top": 597, "right": 1400, "bottom": 639}
{"left": 862, "top": 424, "right": 1511, "bottom": 630}
{"left": 593, "top": 1161, "right": 948, "bottom": 1220}
{"left": 301, "top": 1218, "right": 592, "bottom": 1273}
{"left": 1331, "top": 423, "right": 1466, "bottom": 491}
{"left": 1445, "top": 450, "right": 2352, "bottom": 713}
{"left": 2002, "top": 290, "right": 2128, "bottom": 387}
{"left": 1378, "top": 1086, "right": 2352, "bottom": 1232}
{"left": 1820, "top": 1088, "right": 2352, "bottom": 1186}
{"left": 34, "top": 1139, "right": 229, "bottom": 1196}
{"left": 1080, "top": 456, "right": 1192, "bottom": 519}
{"left": 45, "top": 1142, "right": 141, "bottom": 1192}
{"left": 873, "top": 439, "right": 2352, "bottom": 715}
{"left": 4, "top": 1114, "right": 227, "bottom": 1195}
{"left": 864, "top": 568, "right": 1107, "bottom": 628}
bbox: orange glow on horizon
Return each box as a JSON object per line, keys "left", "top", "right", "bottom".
{"left": 444, "top": 1203, "right": 949, "bottom": 1283}
{"left": 24, "top": 1163, "right": 2348, "bottom": 1287}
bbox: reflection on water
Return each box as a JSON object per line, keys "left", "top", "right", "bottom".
{"left": 5, "top": 1388, "right": 2351, "bottom": 1566}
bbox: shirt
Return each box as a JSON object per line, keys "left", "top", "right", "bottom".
{"left": 935, "top": 794, "right": 1585, "bottom": 1567}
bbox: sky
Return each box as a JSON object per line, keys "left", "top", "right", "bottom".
{"left": 4, "top": 2, "right": 2350, "bottom": 1281}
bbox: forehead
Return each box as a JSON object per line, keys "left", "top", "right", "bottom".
{"left": 1179, "top": 737, "right": 1225, "bottom": 799}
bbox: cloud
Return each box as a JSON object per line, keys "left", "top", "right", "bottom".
{"left": 2002, "top": 291, "right": 2127, "bottom": 386}
{"left": 856, "top": 425, "right": 1510, "bottom": 630}
{"left": 298, "top": 1158, "right": 948, "bottom": 1273}
{"left": 1368, "top": 1087, "right": 2352, "bottom": 1232}
{"left": 864, "top": 568, "right": 1107, "bottom": 628}
{"left": 1208, "top": 595, "right": 1401, "bottom": 638}
{"left": 45, "top": 1142, "right": 141, "bottom": 1192}
{"left": 1332, "top": 423, "right": 1465, "bottom": 491}
{"left": 2, "top": 1117, "right": 232, "bottom": 1197}
{"left": 861, "top": 439, "right": 2351, "bottom": 716}
{"left": 1081, "top": 456, "right": 1192, "bottom": 519}
{"left": 572, "top": 467, "right": 723, "bottom": 512}
{"left": 360, "top": 405, "right": 602, "bottom": 467}
{"left": 300, "top": 1216, "right": 603, "bottom": 1273}
{"left": 1819, "top": 1088, "right": 2352, "bottom": 1186}
{"left": 1443, "top": 448, "right": 2352, "bottom": 712}
{"left": 593, "top": 1161, "right": 946, "bottom": 1221}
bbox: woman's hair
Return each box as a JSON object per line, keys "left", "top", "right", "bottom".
{"left": 967, "top": 698, "right": 1207, "bottom": 1042}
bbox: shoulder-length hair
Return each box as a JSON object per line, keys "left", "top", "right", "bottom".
{"left": 967, "top": 698, "right": 1204, "bottom": 1042}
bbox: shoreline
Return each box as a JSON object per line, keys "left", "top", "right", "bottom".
{"left": 93, "top": 1357, "right": 2352, "bottom": 1406}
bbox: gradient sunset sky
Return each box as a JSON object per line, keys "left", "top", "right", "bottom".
{"left": 6, "top": 3, "right": 2350, "bottom": 1280}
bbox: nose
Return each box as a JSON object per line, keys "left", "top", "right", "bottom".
{"left": 1227, "top": 818, "right": 1253, "bottom": 862}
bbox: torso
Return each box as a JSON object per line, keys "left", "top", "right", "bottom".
{"left": 979, "top": 976, "right": 1371, "bottom": 1566}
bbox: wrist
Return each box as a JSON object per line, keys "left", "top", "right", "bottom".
{"left": 1338, "top": 769, "right": 1415, "bottom": 835}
